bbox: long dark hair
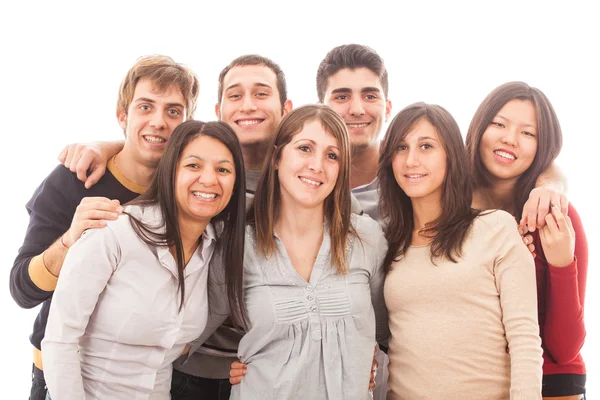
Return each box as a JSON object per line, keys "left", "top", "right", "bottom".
{"left": 465, "top": 81, "right": 562, "bottom": 218}
{"left": 128, "top": 120, "right": 247, "bottom": 326}
{"left": 246, "top": 104, "right": 355, "bottom": 274}
{"left": 378, "top": 102, "right": 481, "bottom": 271}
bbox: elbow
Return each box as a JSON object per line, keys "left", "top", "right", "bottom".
{"left": 9, "top": 282, "right": 41, "bottom": 309}
{"left": 545, "top": 330, "right": 586, "bottom": 365}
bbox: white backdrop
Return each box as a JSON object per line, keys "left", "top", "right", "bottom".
{"left": 1, "top": 0, "right": 597, "bottom": 397}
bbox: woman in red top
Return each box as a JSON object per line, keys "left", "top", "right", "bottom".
{"left": 465, "top": 81, "right": 587, "bottom": 399}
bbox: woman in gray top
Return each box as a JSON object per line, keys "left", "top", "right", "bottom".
{"left": 192, "top": 104, "right": 388, "bottom": 399}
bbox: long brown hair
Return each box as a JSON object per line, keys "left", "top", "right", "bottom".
{"left": 247, "top": 104, "right": 355, "bottom": 274}
{"left": 127, "top": 120, "right": 247, "bottom": 326}
{"left": 378, "top": 102, "right": 481, "bottom": 271}
{"left": 465, "top": 81, "right": 563, "bottom": 218}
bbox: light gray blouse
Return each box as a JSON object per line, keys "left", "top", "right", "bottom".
{"left": 230, "top": 213, "right": 388, "bottom": 400}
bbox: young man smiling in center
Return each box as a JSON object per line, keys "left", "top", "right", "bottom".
{"left": 317, "top": 44, "right": 393, "bottom": 221}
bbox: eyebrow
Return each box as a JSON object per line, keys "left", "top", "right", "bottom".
{"left": 330, "top": 87, "right": 382, "bottom": 95}
{"left": 292, "top": 138, "right": 340, "bottom": 150}
{"left": 134, "top": 97, "right": 185, "bottom": 109}
{"left": 184, "top": 155, "right": 233, "bottom": 165}
{"left": 495, "top": 114, "right": 536, "bottom": 128}
{"left": 225, "top": 82, "right": 273, "bottom": 92}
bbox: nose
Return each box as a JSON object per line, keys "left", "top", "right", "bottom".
{"left": 405, "top": 148, "right": 420, "bottom": 167}
{"left": 501, "top": 128, "right": 518, "bottom": 147}
{"left": 308, "top": 154, "right": 324, "bottom": 173}
{"left": 240, "top": 94, "right": 257, "bottom": 113}
{"left": 198, "top": 167, "right": 218, "bottom": 186}
{"left": 349, "top": 97, "right": 365, "bottom": 116}
{"left": 149, "top": 110, "right": 167, "bottom": 130}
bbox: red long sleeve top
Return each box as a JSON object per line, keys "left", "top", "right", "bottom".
{"left": 533, "top": 203, "right": 587, "bottom": 396}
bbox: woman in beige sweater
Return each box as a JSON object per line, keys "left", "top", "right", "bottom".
{"left": 377, "top": 102, "right": 543, "bottom": 399}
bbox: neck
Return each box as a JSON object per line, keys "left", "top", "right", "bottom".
{"left": 411, "top": 195, "right": 442, "bottom": 233}
{"left": 350, "top": 142, "right": 380, "bottom": 189}
{"left": 114, "top": 150, "right": 156, "bottom": 188}
{"left": 275, "top": 199, "right": 325, "bottom": 238}
{"left": 175, "top": 218, "right": 209, "bottom": 266}
{"left": 473, "top": 179, "right": 516, "bottom": 215}
{"left": 242, "top": 142, "right": 271, "bottom": 171}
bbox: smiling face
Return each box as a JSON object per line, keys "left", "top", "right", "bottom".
{"left": 479, "top": 99, "right": 538, "bottom": 185}
{"left": 392, "top": 118, "right": 447, "bottom": 204}
{"left": 216, "top": 64, "right": 291, "bottom": 149}
{"left": 118, "top": 78, "right": 186, "bottom": 168}
{"left": 277, "top": 120, "right": 341, "bottom": 210}
{"left": 323, "top": 67, "right": 391, "bottom": 152}
{"left": 175, "top": 135, "right": 236, "bottom": 226}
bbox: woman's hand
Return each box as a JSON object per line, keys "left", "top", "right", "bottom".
{"left": 540, "top": 204, "right": 575, "bottom": 267}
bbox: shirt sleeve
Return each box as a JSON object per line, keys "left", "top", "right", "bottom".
{"left": 368, "top": 222, "right": 390, "bottom": 344}
{"left": 41, "top": 225, "right": 119, "bottom": 399}
{"left": 540, "top": 203, "right": 587, "bottom": 364}
{"left": 10, "top": 166, "right": 79, "bottom": 308}
{"left": 492, "top": 212, "right": 543, "bottom": 400}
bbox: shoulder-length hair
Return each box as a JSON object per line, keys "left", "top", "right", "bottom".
{"left": 247, "top": 104, "right": 354, "bottom": 274}
{"left": 465, "top": 81, "right": 563, "bottom": 218}
{"left": 378, "top": 102, "right": 481, "bottom": 271}
{"left": 128, "top": 120, "right": 247, "bottom": 326}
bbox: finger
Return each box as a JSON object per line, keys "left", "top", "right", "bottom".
{"left": 565, "top": 215, "right": 575, "bottom": 236}
{"left": 544, "top": 212, "right": 559, "bottom": 236}
{"left": 539, "top": 224, "right": 548, "bottom": 247}
{"left": 521, "top": 200, "right": 538, "bottom": 233}
{"left": 517, "top": 222, "right": 526, "bottom": 236}
{"left": 58, "top": 146, "right": 68, "bottom": 163}
{"left": 527, "top": 243, "right": 535, "bottom": 254}
{"left": 81, "top": 210, "right": 120, "bottom": 221}
{"left": 64, "top": 145, "right": 75, "bottom": 169}
{"left": 80, "top": 198, "right": 123, "bottom": 211}
{"left": 84, "top": 165, "right": 107, "bottom": 190}
{"left": 75, "top": 152, "right": 96, "bottom": 183}
{"left": 522, "top": 234, "right": 533, "bottom": 246}
{"left": 559, "top": 194, "right": 568, "bottom": 216}
{"left": 229, "top": 376, "right": 243, "bottom": 385}
{"left": 229, "top": 368, "right": 246, "bottom": 378}
{"left": 536, "top": 192, "right": 551, "bottom": 229}
{"left": 550, "top": 203, "right": 568, "bottom": 232}
{"left": 231, "top": 361, "right": 247, "bottom": 369}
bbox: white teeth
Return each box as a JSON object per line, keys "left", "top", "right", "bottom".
{"left": 192, "top": 192, "right": 217, "bottom": 199}
{"left": 347, "top": 123, "right": 369, "bottom": 128}
{"left": 494, "top": 150, "right": 516, "bottom": 160}
{"left": 238, "top": 120, "right": 261, "bottom": 126}
{"left": 406, "top": 174, "right": 425, "bottom": 179}
{"left": 144, "top": 136, "right": 166, "bottom": 143}
{"left": 300, "top": 177, "right": 321, "bottom": 186}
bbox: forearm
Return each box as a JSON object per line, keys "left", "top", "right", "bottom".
{"left": 41, "top": 341, "right": 85, "bottom": 399}
{"left": 102, "top": 140, "right": 125, "bottom": 161}
{"left": 10, "top": 240, "right": 66, "bottom": 308}
{"left": 535, "top": 163, "right": 567, "bottom": 193}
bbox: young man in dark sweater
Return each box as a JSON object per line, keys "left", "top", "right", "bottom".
{"left": 10, "top": 55, "right": 199, "bottom": 400}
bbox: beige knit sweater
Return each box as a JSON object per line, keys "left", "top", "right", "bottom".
{"left": 384, "top": 210, "right": 542, "bottom": 400}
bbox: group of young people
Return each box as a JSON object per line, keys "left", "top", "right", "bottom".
{"left": 10, "top": 44, "right": 587, "bottom": 399}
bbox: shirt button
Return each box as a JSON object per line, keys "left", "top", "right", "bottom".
{"left": 307, "top": 295, "right": 314, "bottom": 301}
{"left": 306, "top": 285, "right": 312, "bottom": 291}
{"left": 310, "top": 306, "right": 317, "bottom": 312}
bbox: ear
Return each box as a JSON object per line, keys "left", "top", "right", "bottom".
{"left": 385, "top": 99, "right": 393, "bottom": 123}
{"left": 215, "top": 103, "right": 220, "bottom": 119}
{"left": 117, "top": 108, "right": 128, "bottom": 131}
{"left": 282, "top": 99, "right": 293, "bottom": 116}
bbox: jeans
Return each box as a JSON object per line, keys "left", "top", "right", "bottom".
{"left": 29, "top": 364, "right": 47, "bottom": 400}
{"left": 171, "top": 369, "right": 232, "bottom": 400}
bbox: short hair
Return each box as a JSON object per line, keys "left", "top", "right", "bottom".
{"left": 117, "top": 55, "right": 200, "bottom": 119}
{"left": 217, "top": 54, "right": 288, "bottom": 108}
{"left": 316, "top": 44, "right": 389, "bottom": 103}
{"left": 465, "top": 81, "right": 563, "bottom": 218}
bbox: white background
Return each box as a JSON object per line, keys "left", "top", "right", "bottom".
{"left": 1, "top": 0, "right": 597, "bottom": 397}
